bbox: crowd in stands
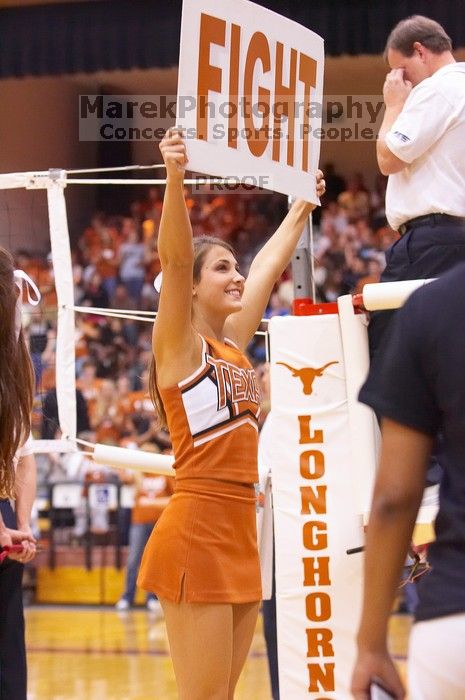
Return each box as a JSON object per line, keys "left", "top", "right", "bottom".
{"left": 15, "top": 165, "right": 397, "bottom": 485}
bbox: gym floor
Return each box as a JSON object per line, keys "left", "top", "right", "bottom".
{"left": 25, "top": 607, "right": 410, "bottom": 699}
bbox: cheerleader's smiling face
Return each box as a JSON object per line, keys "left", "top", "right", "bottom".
{"left": 193, "top": 245, "right": 245, "bottom": 316}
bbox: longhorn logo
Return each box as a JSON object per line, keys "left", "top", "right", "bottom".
{"left": 277, "top": 361, "right": 339, "bottom": 395}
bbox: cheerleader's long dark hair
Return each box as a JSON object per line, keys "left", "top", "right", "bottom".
{"left": 0, "top": 246, "right": 35, "bottom": 498}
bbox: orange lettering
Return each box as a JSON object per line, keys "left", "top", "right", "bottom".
{"left": 302, "top": 556, "right": 331, "bottom": 586}
{"left": 306, "top": 592, "right": 331, "bottom": 622}
{"left": 306, "top": 628, "right": 334, "bottom": 657}
{"left": 206, "top": 356, "right": 229, "bottom": 409}
{"left": 303, "top": 521, "right": 327, "bottom": 550}
{"left": 300, "top": 450, "right": 325, "bottom": 479}
{"left": 228, "top": 23, "right": 241, "bottom": 148}
{"left": 272, "top": 42, "right": 297, "bottom": 165}
{"left": 300, "top": 415, "right": 334, "bottom": 691}
{"left": 243, "top": 32, "right": 271, "bottom": 157}
{"left": 206, "top": 356, "right": 259, "bottom": 408}
{"left": 299, "top": 53, "right": 317, "bottom": 172}
{"left": 308, "top": 662, "right": 335, "bottom": 692}
{"left": 301, "top": 485, "right": 327, "bottom": 514}
{"left": 195, "top": 17, "right": 319, "bottom": 173}
{"left": 197, "top": 14, "right": 226, "bottom": 141}
{"left": 230, "top": 367, "right": 247, "bottom": 401}
{"left": 298, "top": 415, "right": 323, "bottom": 444}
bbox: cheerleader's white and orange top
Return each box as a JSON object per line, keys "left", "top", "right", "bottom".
{"left": 138, "top": 336, "right": 262, "bottom": 603}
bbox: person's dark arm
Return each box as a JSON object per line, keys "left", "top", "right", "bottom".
{"left": 351, "top": 419, "right": 433, "bottom": 699}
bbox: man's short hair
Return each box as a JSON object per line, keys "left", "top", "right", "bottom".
{"left": 385, "top": 15, "right": 452, "bottom": 58}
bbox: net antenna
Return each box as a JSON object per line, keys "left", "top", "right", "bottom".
{"left": 0, "top": 169, "right": 76, "bottom": 452}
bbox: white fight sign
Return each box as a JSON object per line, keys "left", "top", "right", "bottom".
{"left": 177, "top": 0, "right": 324, "bottom": 202}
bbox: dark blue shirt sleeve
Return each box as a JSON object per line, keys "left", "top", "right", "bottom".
{"left": 359, "top": 294, "right": 441, "bottom": 435}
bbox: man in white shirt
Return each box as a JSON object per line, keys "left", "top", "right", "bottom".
{"left": 378, "top": 15, "right": 465, "bottom": 230}
{"left": 368, "top": 15, "right": 465, "bottom": 401}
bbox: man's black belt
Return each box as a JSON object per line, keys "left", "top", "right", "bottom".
{"left": 398, "top": 213, "right": 465, "bottom": 236}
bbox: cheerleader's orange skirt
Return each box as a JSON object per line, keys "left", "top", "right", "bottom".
{"left": 137, "top": 477, "right": 262, "bottom": 603}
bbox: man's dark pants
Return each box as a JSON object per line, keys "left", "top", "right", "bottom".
{"left": 367, "top": 219, "right": 465, "bottom": 484}
{"left": 369, "top": 219, "right": 465, "bottom": 360}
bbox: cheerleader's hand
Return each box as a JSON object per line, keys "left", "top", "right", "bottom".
{"left": 316, "top": 169, "right": 326, "bottom": 200}
{"left": 159, "top": 128, "right": 189, "bottom": 182}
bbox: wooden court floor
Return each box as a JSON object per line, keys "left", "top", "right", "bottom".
{"left": 25, "top": 606, "right": 410, "bottom": 699}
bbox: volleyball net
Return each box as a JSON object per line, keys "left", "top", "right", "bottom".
{"left": 0, "top": 165, "right": 436, "bottom": 477}
{"left": 0, "top": 166, "right": 260, "bottom": 473}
